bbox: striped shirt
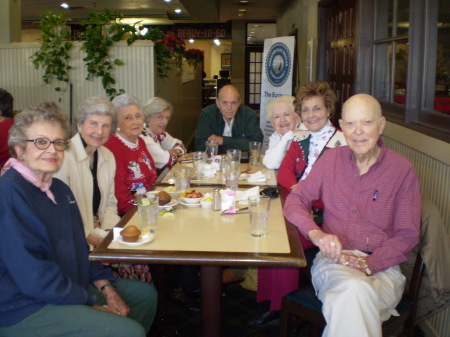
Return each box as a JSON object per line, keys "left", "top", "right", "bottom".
{"left": 284, "top": 139, "right": 421, "bottom": 273}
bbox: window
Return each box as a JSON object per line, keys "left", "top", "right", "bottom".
{"left": 370, "top": 0, "right": 450, "bottom": 140}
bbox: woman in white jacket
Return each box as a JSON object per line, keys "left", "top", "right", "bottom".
{"left": 141, "top": 97, "right": 186, "bottom": 170}
{"left": 262, "top": 96, "right": 308, "bottom": 169}
{"left": 55, "top": 96, "right": 120, "bottom": 248}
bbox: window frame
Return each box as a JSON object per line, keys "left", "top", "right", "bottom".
{"left": 357, "top": 0, "right": 450, "bottom": 143}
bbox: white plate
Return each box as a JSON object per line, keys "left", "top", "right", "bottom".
{"left": 180, "top": 201, "right": 201, "bottom": 207}
{"left": 117, "top": 234, "right": 154, "bottom": 246}
{"left": 158, "top": 200, "right": 179, "bottom": 209}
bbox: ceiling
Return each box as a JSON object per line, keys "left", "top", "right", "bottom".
{"left": 21, "top": 0, "right": 285, "bottom": 25}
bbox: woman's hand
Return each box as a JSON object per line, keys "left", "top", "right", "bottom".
{"left": 102, "top": 286, "right": 130, "bottom": 317}
{"left": 87, "top": 234, "right": 104, "bottom": 248}
{"left": 93, "top": 281, "right": 130, "bottom": 317}
{"left": 308, "top": 229, "right": 342, "bottom": 263}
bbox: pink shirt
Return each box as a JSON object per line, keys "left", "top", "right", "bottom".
{"left": 284, "top": 139, "right": 421, "bottom": 274}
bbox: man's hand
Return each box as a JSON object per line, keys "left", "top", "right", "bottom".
{"left": 338, "top": 251, "right": 369, "bottom": 275}
{"left": 308, "top": 229, "right": 342, "bottom": 263}
{"left": 208, "top": 134, "right": 223, "bottom": 145}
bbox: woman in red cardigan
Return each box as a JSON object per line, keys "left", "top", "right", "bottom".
{"left": 250, "top": 81, "right": 346, "bottom": 327}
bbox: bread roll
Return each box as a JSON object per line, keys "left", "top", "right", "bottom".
{"left": 159, "top": 191, "right": 172, "bottom": 206}
{"left": 120, "top": 225, "right": 141, "bottom": 242}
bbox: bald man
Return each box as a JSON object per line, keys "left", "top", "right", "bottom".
{"left": 283, "top": 94, "right": 421, "bottom": 337}
{"left": 194, "top": 85, "right": 263, "bottom": 153}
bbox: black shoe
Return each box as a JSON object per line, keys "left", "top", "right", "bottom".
{"left": 167, "top": 288, "right": 200, "bottom": 312}
{"left": 247, "top": 309, "right": 281, "bottom": 328}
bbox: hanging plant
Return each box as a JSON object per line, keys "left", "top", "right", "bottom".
{"left": 185, "top": 48, "right": 204, "bottom": 70}
{"left": 30, "top": 12, "right": 73, "bottom": 97}
{"left": 162, "top": 34, "right": 186, "bottom": 69}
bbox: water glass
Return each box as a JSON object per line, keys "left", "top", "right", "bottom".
{"left": 137, "top": 193, "right": 159, "bottom": 233}
{"left": 248, "top": 195, "right": 271, "bottom": 237}
{"left": 191, "top": 151, "right": 205, "bottom": 180}
{"left": 205, "top": 140, "right": 219, "bottom": 160}
{"left": 225, "top": 149, "right": 241, "bottom": 190}
{"left": 173, "top": 168, "right": 191, "bottom": 193}
{"left": 249, "top": 141, "right": 262, "bottom": 166}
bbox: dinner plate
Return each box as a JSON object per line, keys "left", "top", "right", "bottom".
{"left": 180, "top": 201, "right": 201, "bottom": 207}
{"left": 158, "top": 200, "right": 179, "bottom": 209}
{"left": 117, "top": 234, "right": 154, "bottom": 246}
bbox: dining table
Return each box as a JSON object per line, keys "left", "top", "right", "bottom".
{"left": 158, "top": 158, "right": 278, "bottom": 187}
{"left": 90, "top": 176, "right": 305, "bottom": 337}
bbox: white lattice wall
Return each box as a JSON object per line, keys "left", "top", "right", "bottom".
{"left": 0, "top": 40, "right": 154, "bottom": 123}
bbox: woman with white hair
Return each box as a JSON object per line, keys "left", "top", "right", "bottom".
{"left": 141, "top": 97, "right": 186, "bottom": 170}
{"left": 262, "top": 95, "right": 308, "bottom": 169}
{"left": 104, "top": 94, "right": 157, "bottom": 216}
{"left": 54, "top": 96, "right": 120, "bottom": 248}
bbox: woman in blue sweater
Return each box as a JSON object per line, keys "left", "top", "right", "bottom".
{"left": 0, "top": 102, "right": 157, "bottom": 337}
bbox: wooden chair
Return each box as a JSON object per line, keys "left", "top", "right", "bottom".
{"left": 280, "top": 250, "right": 425, "bottom": 337}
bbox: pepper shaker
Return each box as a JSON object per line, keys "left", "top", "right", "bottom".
{"left": 212, "top": 189, "right": 221, "bottom": 211}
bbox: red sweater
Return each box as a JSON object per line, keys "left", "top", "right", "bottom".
{"left": 0, "top": 118, "right": 14, "bottom": 168}
{"left": 105, "top": 135, "right": 157, "bottom": 215}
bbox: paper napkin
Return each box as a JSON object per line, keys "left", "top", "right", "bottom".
{"left": 235, "top": 186, "right": 260, "bottom": 205}
{"left": 247, "top": 171, "right": 267, "bottom": 182}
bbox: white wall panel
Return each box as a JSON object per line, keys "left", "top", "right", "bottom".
{"left": 0, "top": 40, "right": 154, "bottom": 124}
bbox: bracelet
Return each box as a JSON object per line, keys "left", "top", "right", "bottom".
{"left": 99, "top": 283, "right": 115, "bottom": 294}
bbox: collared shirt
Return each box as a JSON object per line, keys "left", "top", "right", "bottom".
{"left": 222, "top": 117, "right": 234, "bottom": 137}
{"left": 284, "top": 139, "right": 421, "bottom": 274}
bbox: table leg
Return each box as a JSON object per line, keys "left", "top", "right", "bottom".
{"left": 201, "top": 265, "right": 222, "bottom": 337}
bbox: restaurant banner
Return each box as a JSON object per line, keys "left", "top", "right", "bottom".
{"left": 260, "top": 36, "right": 295, "bottom": 152}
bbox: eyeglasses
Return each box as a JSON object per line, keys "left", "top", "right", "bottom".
{"left": 26, "top": 138, "right": 69, "bottom": 151}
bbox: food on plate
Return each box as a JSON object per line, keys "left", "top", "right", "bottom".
{"left": 164, "top": 186, "right": 176, "bottom": 192}
{"left": 180, "top": 190, "right": 203, "bottom": 198}
{"left": 120, "top": 225, "right": 141, "bottom": 242}
{"left": 158, "top": 191, "right": 172, "bottom": 205}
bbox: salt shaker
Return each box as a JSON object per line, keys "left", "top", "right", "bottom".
{"left": 212, "top": 189, "right": 221, "bottom": 211}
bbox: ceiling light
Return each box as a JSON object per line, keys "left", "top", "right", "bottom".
{"left": 189, "top": 39, "right": 194, "bottom": 43}
{"left": 139, "top": 27, "right": 148, "bottom": 36}
{"left": 214, "top": 39, "right": 221, "bottom": 46}
{"left": 164, "top": 0, "right": 172, "bottom": 2}
{"left": 238, "top": 9, "right": 247, "bottom": 12}
{"left": 240, "top": 1, "right": 249, "bottom": 3}
{"left": 174, "top": 8, "right": 182, "bottom": 14}
{"left": 238, "top": 13, "right": 244, "bottom": 16}
{"left": 60, "top": 3, "right": 69, "bottom": 9}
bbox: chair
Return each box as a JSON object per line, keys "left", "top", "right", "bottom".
{"left": 280, "top": 250, "right": 425, "bottom": 337}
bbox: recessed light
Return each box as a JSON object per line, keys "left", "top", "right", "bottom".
{"left": 60, "top": 3, "right": 69, "bottom": 9}
{"left": 164, "top": 0, "right": 172, "bottom": 2}
{"left": 240, "top": 0, "right": 249, "bottom": 3}
{"left": 189, "top": 39, "right": 194, "bottom": 43}
{"left": 174, "top": 8, "right": 182, "bottom": 14}
{"left": 238, "top": 9, "right": 247, "bottom": 12}
{"left": 214, "top": 39, "right": 221, "bottom": 46}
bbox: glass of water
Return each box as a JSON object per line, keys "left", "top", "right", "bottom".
{"left": 137, "top": 193, "right": 159, "bottom": 233}
{"left": 173, "top": 168, "right": 191, "bottom": 194}
{"left": 248, "top": 141, "right": 262, "bottom": 166}
{"left": 191, "top": 151, "right": 205, "bottom": 180}
{"left": 248, "top": 195, "right": 271, "bottom": 237}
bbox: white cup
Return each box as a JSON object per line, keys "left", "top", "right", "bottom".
{"left": 248, "top": 195, "right": 270, "bottom": 237}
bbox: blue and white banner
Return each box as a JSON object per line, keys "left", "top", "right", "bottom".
{"left": 259, "top": 36, "right": 295, "bottom": 152}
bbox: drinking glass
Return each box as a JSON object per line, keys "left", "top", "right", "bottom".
{"left": 225, "top": 149, "right": 241, "bottom": 190}
{"left": 205, "top": 140, "right": 219, "bottom": 160}
{"left": 191, "top": 151, "right": 205, "bottom": 180}
{"left": 137, "top": 193, "right": 159, "bottom": 233}
{"left": 248, "top": 141, "right": 262, "bottom": 166}
{"left": 173, "top": 168, "right": 191, "bottom": 194}
{"left": 248, "top": 195, "right": 271, "bottom": 237}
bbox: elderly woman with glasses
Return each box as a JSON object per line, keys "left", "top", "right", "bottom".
{"left": 55, "top": 96, "right": 121, "bottom": 248}
{"left": 140, "top": 97, "right": 186, "bottom": 170}
{"left": 0, "top": 102, "right": 157, "bottom": 337}
{"left": 104, "top": 94, "right": 157, "bottom": 216}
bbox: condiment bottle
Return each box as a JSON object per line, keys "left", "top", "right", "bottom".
{"left": 212, "top": 189, "right": 221, "bottom": 211}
